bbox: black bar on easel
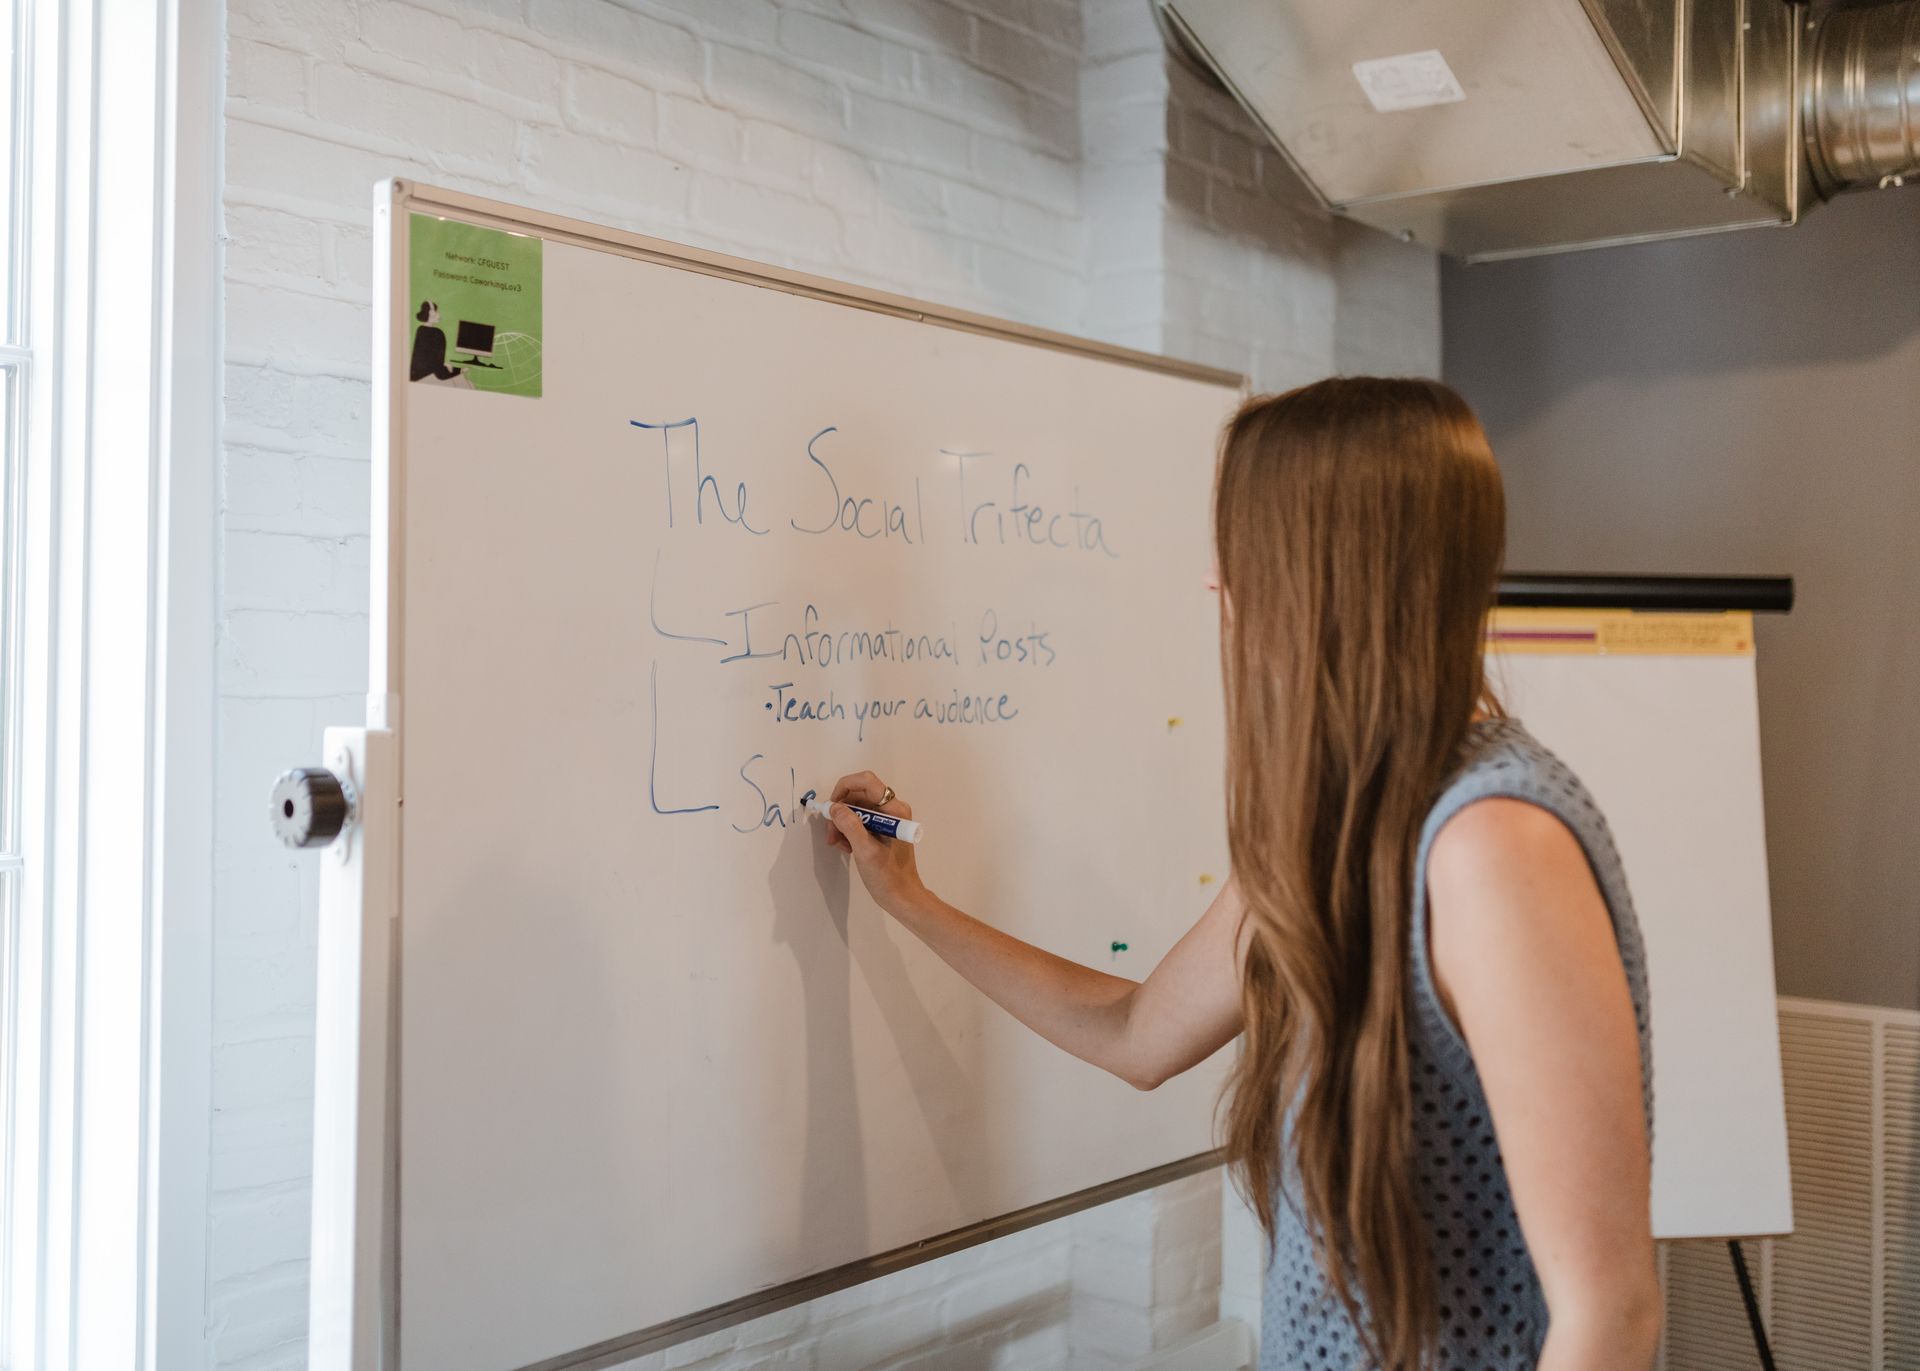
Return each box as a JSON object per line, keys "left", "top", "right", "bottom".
{"left": 1497, "top": 574, "right": 1794, "bottom": 614}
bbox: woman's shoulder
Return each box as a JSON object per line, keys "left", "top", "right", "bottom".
{"left": 1425, "top": 718, "right": 1610, "bottom": 851}
{"left": 1420, "top": 719, "right": 1643, "bottom": 1000}
{"left": 1450, "top": 717, "right": 1589, "bottom": 798}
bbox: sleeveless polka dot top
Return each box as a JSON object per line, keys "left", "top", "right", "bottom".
{"left": 1260, "top": 718, "right": 1653, "bottom": 1370}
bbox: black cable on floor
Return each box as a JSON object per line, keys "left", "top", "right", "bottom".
{"left": 1727, "top": 1239, "right": 1778, "bottom": 1371}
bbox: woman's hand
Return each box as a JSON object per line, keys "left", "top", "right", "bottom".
{"left": 821, "top": 771, "right": 929, "bottom": 917}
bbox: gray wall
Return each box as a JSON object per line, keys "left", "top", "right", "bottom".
{"left": 1442, "top": 188, "right": 1920, "bottom": 1012}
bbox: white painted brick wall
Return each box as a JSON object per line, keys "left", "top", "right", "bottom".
{"left": 1068, "top": 1171, "right": 1223, "bottom": 1368}
{"left": 209, "top": 2, "right": 1437, "bottom": 1367}
{"left": 1217, "top": 1174, "right": 1265, "bottom": 1340}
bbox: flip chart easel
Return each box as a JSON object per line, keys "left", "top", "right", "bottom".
{"left": 1485, "top": 577, "right": 1795, "bottom": 1242}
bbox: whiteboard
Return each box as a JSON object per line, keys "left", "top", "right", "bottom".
{"left": 373, "top": 184, "right": 1241, "bottom": 1370}
{"left": 1487, "top": 611, "right": 1793, "bottom": 1241}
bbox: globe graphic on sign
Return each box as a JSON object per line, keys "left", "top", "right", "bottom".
{"left": 488, "top": 330, "right": 543, "bottom": 392}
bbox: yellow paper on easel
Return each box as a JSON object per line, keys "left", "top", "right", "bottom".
{"left": 1489, "top": 608, "right": 1754, "bottom": 656}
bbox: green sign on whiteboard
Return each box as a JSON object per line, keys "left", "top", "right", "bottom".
{"left": 407, "top": 214, "right": 544, "bottom": 399}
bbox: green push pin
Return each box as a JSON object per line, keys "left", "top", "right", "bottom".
{"left": 1111, "top": 940, "right": 1128, "bottom": 954}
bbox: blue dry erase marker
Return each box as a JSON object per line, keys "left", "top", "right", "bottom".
{"left": 799, "top": 789, "right": 923, "bottom": 843}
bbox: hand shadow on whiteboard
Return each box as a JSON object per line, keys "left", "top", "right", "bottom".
{"left": 767, "top": 821, "right": 986, "bottom": 1260}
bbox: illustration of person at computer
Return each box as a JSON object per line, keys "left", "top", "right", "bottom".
{"left": 410, "top": 300, "right": 467, "bottom": 384}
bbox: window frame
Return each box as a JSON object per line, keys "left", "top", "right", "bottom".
{"left": 2, "top": 1, "right": 217, "bottom": 1367}
{"left": 0, "top": 0, "right": 25, "bottom": 1316}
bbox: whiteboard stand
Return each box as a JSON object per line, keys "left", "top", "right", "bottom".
{"left": 279, "top": 728, "right": 398, "bottom": 1371}
{"left": 281, "top": 179, "right": 1246, "bottom": 1371}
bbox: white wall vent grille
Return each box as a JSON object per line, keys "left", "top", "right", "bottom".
{"left": 1659, "top": 1239, "right": 1766, "bottom": 1371}
{"left": 1658, "top": 997, "right": 1920, "bottom": 1371}
{"left": 1886, "top": 1019, "right": 1920, "bottom": 1367}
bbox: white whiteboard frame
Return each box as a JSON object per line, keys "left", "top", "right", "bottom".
{"left": 309, "top": 179, "right": 1245, "bottom": 1371}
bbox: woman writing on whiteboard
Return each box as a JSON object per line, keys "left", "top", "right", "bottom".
{"left": 819, "top": 378, "right": 1658, "bottom": 1371}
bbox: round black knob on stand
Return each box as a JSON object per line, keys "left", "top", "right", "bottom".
{"left": 270, "top": 767, "right": 355, "bottom": 849}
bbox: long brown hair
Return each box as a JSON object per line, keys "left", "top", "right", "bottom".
{"left": 1215, "top": 377, "right": 1505, "bottom": 1369}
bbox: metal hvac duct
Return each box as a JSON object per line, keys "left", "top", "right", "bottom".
{"left": 1807, "top": 0, "right": 1920, "bottom": 195}
{"left": 1157, "top": 0, "right": 1920, "bottom": 261}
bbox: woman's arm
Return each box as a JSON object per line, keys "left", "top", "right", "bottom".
{"left": 821, "top": 771, "right": 1245, "bottom": 1090}
{"left": 1428, "top": 799, "right": 1662, "bottom": 1371}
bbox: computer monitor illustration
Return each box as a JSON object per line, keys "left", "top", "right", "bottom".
{"left": 455, "top": 320, "right": 496, "bottom": 358}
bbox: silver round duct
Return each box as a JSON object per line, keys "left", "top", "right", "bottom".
{"left": 1807, "top": 0, "right": 1920, "bottom": 196}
